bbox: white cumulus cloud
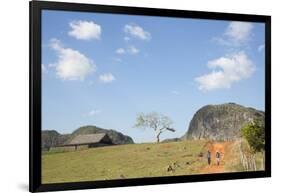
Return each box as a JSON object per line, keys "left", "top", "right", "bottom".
{"left": 225, "top": 22, "right": 253, "bottom": 42}
{"left": 195, "top": 52, "right": 255, "bottom": 92}
{"left": 49, "top": 38, "right": 95, "bottom": 80}
{"left": 116, "top": 48, "right": 126, "bottom": 54}
{"left": 99, "top": 73, "right": 116, "bottom": 83}
{"left": 127, "top": 45, "right": 139, "bottom": 54}
{"left": 124, "top": 24, "right": 151, "bottom": 40}
{"left": 214, "top": 21, "right": 254, "bottom": 46}
{"left": 115, "top": 46, "right": 139, "bottom": 55}
{"left": 68, "top": 20, "right": 101, "bottom": 40}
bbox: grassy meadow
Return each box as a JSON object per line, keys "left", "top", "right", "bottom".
{"left": 42, "top": 140, "right": 210, "bottom": 183}
{"left": 42, "top": 140, "right": 264, "bottom": 184}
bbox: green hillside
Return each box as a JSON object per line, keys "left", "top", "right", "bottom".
{"left": 42, "top": 125, "right": 134, "bottom": 151}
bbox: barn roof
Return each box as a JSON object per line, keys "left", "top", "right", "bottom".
{"left": 67, "top": 133, "right": 108, "bottom": 146}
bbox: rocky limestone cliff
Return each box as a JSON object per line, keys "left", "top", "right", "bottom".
{"left": 183, "top": 103, "right": 264, "bottom": 141}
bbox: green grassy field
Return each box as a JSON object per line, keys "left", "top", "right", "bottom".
{"left": 42, "top": 140, "right": 264, "bottom": 184}
{"left": 42, "top": 140, "right": 209, "bottom": 183}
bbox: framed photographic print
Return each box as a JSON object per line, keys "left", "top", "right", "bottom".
{"left": 30, "top": 1, "right": 271, "bottom": 192}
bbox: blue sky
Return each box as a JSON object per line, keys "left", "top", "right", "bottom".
{"left": 42, "top": 10, "right": 265, "bottom": 143}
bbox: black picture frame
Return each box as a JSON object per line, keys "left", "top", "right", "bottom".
{"left": 30, "top": 1, "right": 271, "bottom": 192}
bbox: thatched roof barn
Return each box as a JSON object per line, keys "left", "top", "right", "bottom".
{"left": 64, "top": 133, "right": 113, "bottom": 149}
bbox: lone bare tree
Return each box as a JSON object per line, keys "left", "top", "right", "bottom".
{"left": 135, "top": 112, "right": 175, "bottom": 143}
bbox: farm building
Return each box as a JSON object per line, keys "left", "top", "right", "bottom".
{"left": 63, "top": 133, "right": 113, "bottom": 150}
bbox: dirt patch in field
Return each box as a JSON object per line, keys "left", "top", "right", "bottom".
{"left": 200, "top": 141, "right": 233, "bottom": 174}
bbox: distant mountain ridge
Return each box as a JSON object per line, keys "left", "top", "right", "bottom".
{"left": 42, "top": 125, "right": 134, "bottom": 150}
{"left": 182, "top": 103, "right": 264, "bottom": 141}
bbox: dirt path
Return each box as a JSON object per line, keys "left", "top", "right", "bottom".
{"left": 200, "top": 141, "right": 232, "bottom": 174}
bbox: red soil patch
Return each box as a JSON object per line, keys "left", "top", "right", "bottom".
{"left": 200, "top": 141, "right": 233, "bottom": 174}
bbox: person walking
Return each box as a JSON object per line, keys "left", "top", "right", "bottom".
{"left": 216, "top": 151, "right": 221, "bottom": 166}
{"left": 207, "top": 150, "right": 211, "bottom": 165}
